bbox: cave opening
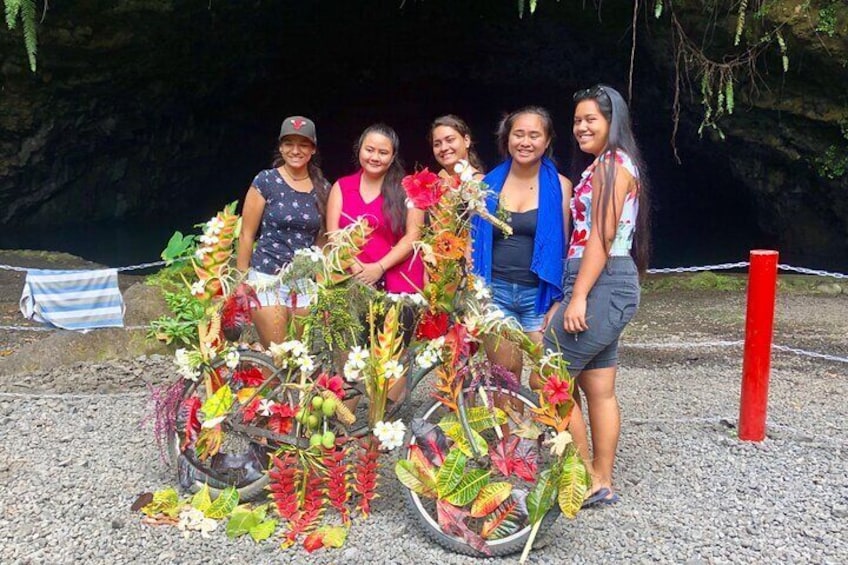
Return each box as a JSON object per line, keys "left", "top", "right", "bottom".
{"left": 0, "top": 0, "right": 771, "bottom": 268}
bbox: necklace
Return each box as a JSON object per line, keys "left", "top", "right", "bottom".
{"left": 283, "top": 166, "right": 309, "bottom": 181}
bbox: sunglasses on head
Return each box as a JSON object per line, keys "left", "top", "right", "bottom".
{"left": 573, "top": 85, "right": 608, "bottom": 102}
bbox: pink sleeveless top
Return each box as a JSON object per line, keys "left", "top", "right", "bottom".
{"left": 337, "top": 171, "right": 424, "bottom": 293}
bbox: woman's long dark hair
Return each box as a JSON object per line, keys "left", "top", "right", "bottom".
{"left": 429, "top": 114, "right": 485, "bottom": 172}
{"left": 355, "top": 123, "right": 407, "bottom": 236}
{"left": 272, "top": 142, "right": 331, "bottom": 217}
{"left": 572, "top": 84, "right": 651, "bottom": 273}
{"left": 495, "top": 106, "right": 556, "bottom": 160}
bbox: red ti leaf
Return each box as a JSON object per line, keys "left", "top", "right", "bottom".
{"left": 179, "top": 396, "right": 201, "bottom": 450}
{"left": 410, "top": 418, "right": 448, "bottom": 466}
{"left": 436, "top": 500, "right": 491, "bottom": 556}
{"left": 511, "top": 439, "right": 539, "bottom": 483}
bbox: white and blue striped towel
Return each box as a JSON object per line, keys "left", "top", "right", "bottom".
{"left": 19, "top": 268, "right": 125, "bottom": 330}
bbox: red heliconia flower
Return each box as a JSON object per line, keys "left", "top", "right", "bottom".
{"left": 221, "top": 283, "right": 261, "bottom": 342}
{"left": 444, "top": 322, "right": 472, "bottom": 365}
{"left": 315, "top": 373, "right": 345, "bottom": 400}
{"left": 402, "top": 168, "right": 444, "bottom": 209}
{"left": 543, "top": 376, "right": 571, "bottom": 405}
{"left": 416, "top": 310, "right": 449, "bottom": 340}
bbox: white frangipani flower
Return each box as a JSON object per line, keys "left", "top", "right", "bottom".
{"left": 224, "top": 349, "right": 239, "bottom": 369}
{"left": 383, "top": 360, "right": 404, "bottom": 381}
{"left": 373, "top": 420, "right": 406, "bottom": 450}
{"left": 348, "top": 346, "right": 369, "bottom": 370}
{"left": 190, "top": 280, "right": 206, "bottom": 297}
{"left": 174, "top": 348, "right": 200, "bottom": 381}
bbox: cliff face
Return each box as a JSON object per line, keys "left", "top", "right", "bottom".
{"left": 0, "top": 0, "right": 845, "bottom": 262}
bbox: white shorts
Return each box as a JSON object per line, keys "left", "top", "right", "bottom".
{"left": 247, "top": 269, "right": 316, "bottom": 309}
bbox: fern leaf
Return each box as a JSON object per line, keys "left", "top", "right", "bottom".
{"left": 5, "top": 0, "right": 22, "bottom": 30}
{"left": 21, "top": 0, "right": 37, "bottom": 71}
{"left": 734, "top": 0, "right": 749, "bottom": 46}
{"left": 654, "top": 0, "right": 663, "bottom": 19}
{"left": 726, "top": 80, "right": 735, "bottom": 115}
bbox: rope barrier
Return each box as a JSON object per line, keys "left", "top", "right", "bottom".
{"left": 0, "top": 260, "right": 166, "bottom": 273}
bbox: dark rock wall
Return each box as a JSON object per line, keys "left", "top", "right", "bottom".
{"left": 0, "top": 0, "right": 846, "bottom": 264}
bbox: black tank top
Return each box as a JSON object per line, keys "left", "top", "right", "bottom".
{"left": 492, "top": 209, "right": 539, "bottom": 286}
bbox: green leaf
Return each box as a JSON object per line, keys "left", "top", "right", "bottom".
{"left": 201, "top": 384, "right": 234, "bottom": 421}
{"left": 526, "top": 468, "right": 559, "bottom": 524}
{"left": 654, "top": 0, "right": 663, "bottom": 19}
{"left": 557, "top": 448, "right": 590, "bottom": 519}
{"left": 444, "top": 469, "right": 491, "bottom": 507}
{"left": 190, "top": 483, "right": 212, "bottom": 513}
{"left": 161, "top": 231, "right": 196, "bottom": 262}
{"left": 226, "top": 508, "right": 261, "bottom": 538}
{"left": 444, "top": 423, "right": 488, "bottom": 458}
{"left": 436, "top": 449, "right": 467, "bottom": 498}
{"left": 396, "top": 459, "right": 437, "bottom": 498}
{"left": 141, "top": 487, "right": 182, "bottom": 518}
{"left": 248, "top": 519, "right": 277, "bottom": 542}
{"left": 205, "top": 486, "right": 239, "bottom": 519}
{"left": 470, "top": 482, "right": 513, "bottom": 518}
{"left": 438, "top": 406, "right": 506, "bottom": 433}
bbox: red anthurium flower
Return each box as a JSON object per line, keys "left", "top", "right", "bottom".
{"left": 232, "top": 366, "right": 265, "bottom": 387}
{"left": 543, "top": 376, "right": 571, "bottom": 405}
{"left": 402, "top": 168, "right": 444, "bottom": 209}
{"left": 416, "top": 310, "right": 450, "bottom": 340}
{"left": 268, "top": 403, "right": 297, "bottom": 435}
{"left": 316, "top": 373, "right": 345, "bottom": 400}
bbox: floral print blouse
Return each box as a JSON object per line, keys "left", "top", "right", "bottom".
{"left": 568, "top": 150, "right": 640, "bottom": 259}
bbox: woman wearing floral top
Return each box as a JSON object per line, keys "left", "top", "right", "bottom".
{"left": 544, "top": 85, "right": 651, "bottom": 507}
{"left": 236, "top": 116, "right": 330, "bottom": 347}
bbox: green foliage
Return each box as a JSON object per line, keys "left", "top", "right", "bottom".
{"left": 205, "top": 486, "right": 240, "bottom": 519}
{"left": 147, "top": 288, "right": 205, "bottom": 345}
{"left": 226, "top": 504, "right": 276, "bottom": 541}
{"left": 161, "top": 231, "right": 197, "bottom": 264}
{"left": 816, "top": 1, "right": 840, "bottom": 37}
{"left": 814, "top": 144, "right": 848, "bottom": 179}
{"left": 3, "top": 0, "right": 37, "bottom": 72}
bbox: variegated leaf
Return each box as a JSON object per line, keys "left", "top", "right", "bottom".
{"left": 444, "top": 469, "right": 490, "bottom": 507}
{"left": 470, "top": 482, "right": 513, "bottom": 518}
{"left": 436, "top": 449, "right": 467, "bottom": 498}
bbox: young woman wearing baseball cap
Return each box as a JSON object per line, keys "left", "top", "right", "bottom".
{"left": 236, "top": 115, "right": 330, "bottom": 347}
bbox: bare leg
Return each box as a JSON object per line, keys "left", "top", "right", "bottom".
{"left": 251, "top": 306, "right": 290, "bottom": 349}
{"left": 577, "top": 366, "right": 620, "bottom": 494}
{"left": 565, "top": 386, "right": 597, "bottom": 482}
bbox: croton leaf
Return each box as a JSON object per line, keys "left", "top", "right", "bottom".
{"left": 443, "top": 469, "right": 490, "bottom": 507}
{"left": 140, "top": 487, "right": 181, "bottom": 518}
{"left": 470, "top": 482, "right": 513, "bottom": 518}
{"left": 489, "top": 437, "right": 538, "bottom": 482}
{"left": 190, "top": 483, "right": 212, "bottom": 513}
{"left": 437, "top": 406, "right": 507, "bottom": 433}
{"left": 235, "top": 387, "right": 257, "bottom": 405}
{"left": 444, "top": 423, "right": 487, "bottom": 458}
{"left": 194, "top": 426, "right": 224, "bottom": 461}
{"left": 205, "top": 486, "right": 240, "bottom": 519}
{"left": 526, "top": 468, "right": 559, "bottom": 524}
{"left": 511, "top": 438, "right": 539, "bottom": 482}
{"left": 225, "top": 507, "right": 260, "bottom": 538}
{"left": 410, "top": 418, "right": 448, "bottom": 466}
{"left": 436, "top": 500, "right": 491, "bottom": 556}
{"left": 557, "top": 447, "right": 590, "bottom": 519}
{"left": 395, "top": 459, "right": 437, "bottom": 498}
{"left": 200, "top": 384, "right": 234, "bottom": 420}
{"left": 513, "top": 419, "right": 543, "bottom": 440}
{"left": 248, "top": 519, "right": 277, "bottom": 542}
{"left": 303, "top": 525, "right": 348, "bottom": 552}
{"left": 407, "top": 444, "right": 437, "bottom": 485}
{"left": 480, "top": 489, "right": 529, "bottom": 540}
{"left": 436, "top": 448, "right": 467, "bottom": 498}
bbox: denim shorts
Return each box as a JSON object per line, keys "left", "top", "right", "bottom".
{"left": 247, "top": 269, "right": 316, "bottom": 309}
{"left": 491, "top": 278, "right": 545, "bottom": 332}
{"left": 543, "top": 257, "right": 640, "bottom": 373}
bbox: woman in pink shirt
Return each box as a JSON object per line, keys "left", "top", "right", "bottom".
{"left": 326, "top": 124, "right": 425, "bottom": 293}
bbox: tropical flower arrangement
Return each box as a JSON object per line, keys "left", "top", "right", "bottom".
{"left": 141, "top": 163, "right": 587, "bottom": 560}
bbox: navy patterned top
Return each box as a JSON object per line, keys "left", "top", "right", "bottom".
{"left": 250, "top": 168, "right": 321, "bottom": 274}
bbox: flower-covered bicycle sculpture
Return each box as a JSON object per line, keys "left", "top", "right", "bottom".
{"left": 141, "top": 162, "right": 589, "bottom": 561}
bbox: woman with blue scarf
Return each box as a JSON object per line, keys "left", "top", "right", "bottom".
{"left": 471, "top": 106, "right": 572, "bottom": 387}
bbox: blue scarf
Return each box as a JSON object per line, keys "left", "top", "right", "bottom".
{"left": 471, "top": 157, "right": 565, "bottom": 315}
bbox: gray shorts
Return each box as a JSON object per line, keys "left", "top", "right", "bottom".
{"left": 543, "top": 257, "right": 640, "bottom": 374}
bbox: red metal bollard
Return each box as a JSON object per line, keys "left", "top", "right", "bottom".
{"left": 739, "top": 250, "right": 779, "bottom": 441}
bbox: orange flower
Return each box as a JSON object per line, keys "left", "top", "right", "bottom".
{"left": 433, "top": 231, "right": 465, "bottom": 260}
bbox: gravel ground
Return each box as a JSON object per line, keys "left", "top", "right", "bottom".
{"left": 1, "top": 270, "right": 846, "bottom": 564}
{"left": 1, "top": 349, "right": 846, "bottom": 564}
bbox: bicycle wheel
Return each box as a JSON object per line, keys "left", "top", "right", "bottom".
{"left": 169, "top": 350, "right": 300, "bottom": 502}
{"left": 402, "top": 384, "right": 560, "bottom": 557}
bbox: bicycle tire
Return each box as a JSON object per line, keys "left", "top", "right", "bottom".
{"left": 402, "top": 384, "right": 560, "bottom": 557}
{"left": 169, "top": 350, "right": 288, "bottom": 502}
